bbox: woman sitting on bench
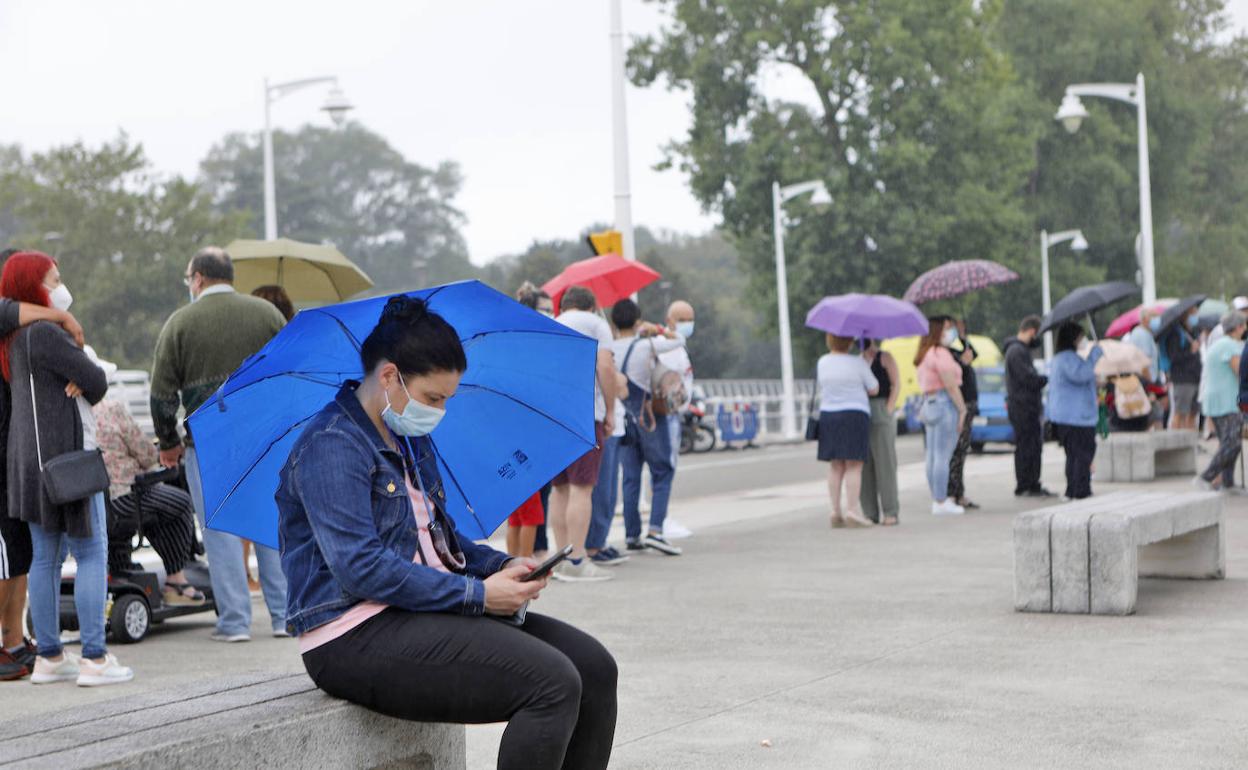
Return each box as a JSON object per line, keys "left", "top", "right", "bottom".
{"left": 277, "top": 296, "right": 617, "bottom": 770}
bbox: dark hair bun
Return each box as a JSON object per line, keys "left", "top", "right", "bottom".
{"left": 380, "top": 295, "right": 430, "bottom": 325}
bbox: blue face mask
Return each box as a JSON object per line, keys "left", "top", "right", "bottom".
{"left": 382, "top": 375, "right": 446, "bottom": 437}
{"left": 676, "top": 321, "right": 695, "bottom": 338}
{"left": 1185, "top": 315, "right": 1197, "bottom": 329}
{"left": 1148, "top": 317, "right": 1161, "bottom": 333}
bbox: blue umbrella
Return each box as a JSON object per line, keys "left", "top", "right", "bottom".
{"left": 186, "top": 280, "right": 598, "bottom": 548}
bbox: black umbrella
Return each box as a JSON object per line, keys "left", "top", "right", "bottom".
{"left": 1041, "top": 281, "right": 1140, "bottom": 335}
{"left": 1153, "top": 294, "right": 1206, "bottom": 339}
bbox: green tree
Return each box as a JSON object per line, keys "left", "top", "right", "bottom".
{"left": 199, "top": 123, "right": 477, "bottom": 292}
{"left": 0, "top": 135, "right": 248, "bottom": 368}
{"left": 629, "top": 0, "right": 1038, "bottom": 367}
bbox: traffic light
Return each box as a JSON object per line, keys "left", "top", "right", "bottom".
{"left": 587, "top": 230, "right": 622, "bottom": 257}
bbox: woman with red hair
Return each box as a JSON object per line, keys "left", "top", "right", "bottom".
{"left": 2, "top": 251, "right": 133, "bottom": 686}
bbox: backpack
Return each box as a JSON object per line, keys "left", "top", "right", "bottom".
{"left": 1112, "top": 374, "right": 1151, "bottom": 419}
{"left": 648, "top": 340, "right": 689, "bottom": 417}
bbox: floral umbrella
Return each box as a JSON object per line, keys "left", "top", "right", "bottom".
{"left": 903, "top": 260, "right": 1019, "bottom": 305}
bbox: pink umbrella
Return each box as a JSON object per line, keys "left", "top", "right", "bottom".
{"left": 1104, "top": 300, "right": 1175, "bottom": 338}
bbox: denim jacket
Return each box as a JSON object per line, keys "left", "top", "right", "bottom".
{"left": 277, "top": 382, "right": 513, "bottom": 635}
{"left": 1046, "top": 347, "right": 1104, "bottom": 428}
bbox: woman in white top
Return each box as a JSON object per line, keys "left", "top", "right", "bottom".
{"left": 815, "top": 334, "right": 879, "bottom": 528}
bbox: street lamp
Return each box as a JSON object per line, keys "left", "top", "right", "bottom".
{"left": 772, "top": 178, "right": 831, "bottom": 440}
{"left": 1040, "top": 228, "right": 1089, "bottom": 361}
{"left": 1054, "top": 73, "right": 1154, "bottom": 304}
{"left": 263, "top": 76, "right": 354, "bottom": 240}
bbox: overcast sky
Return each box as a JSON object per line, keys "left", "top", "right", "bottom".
{"left": 2, "top": 0, "right": 1245, "bottom": 265}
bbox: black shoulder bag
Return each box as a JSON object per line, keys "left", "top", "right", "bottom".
{"left": 804, "top": 366, "right": 821, "bottom": 441}
{"left": 27, "top": 332, "right": 110, "bottom": 506}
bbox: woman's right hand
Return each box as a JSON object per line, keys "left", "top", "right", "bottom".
{"left": 483, "top": 563, "right": 545, "bottom": 615}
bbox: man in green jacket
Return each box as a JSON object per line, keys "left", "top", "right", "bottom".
{"left": 151, "top": 247, "right": 287, "bottom": 642}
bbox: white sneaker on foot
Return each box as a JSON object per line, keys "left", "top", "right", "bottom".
{"left": 77, "top": 654, "right": 134, "bottom": 687}
{"left": 932, "top": 500, "right": 965, "bottom": 516}
{"left": 663, "top": 518, "right": 693, "bottom": 539}
{"left": 552, "top": 560, "right": 615, "bottom": 582}
{"left": 1191, "top": 476, "right": 1215, "bottom": 491}
{"left": 31, "top": 653, "right": 79, "bottom": 684}
{"left": 210, "top": 632, "right": 252, "bottom": 643}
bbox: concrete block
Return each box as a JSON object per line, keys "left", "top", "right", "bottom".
{"left": 1049, "top": 510, "right": 1092, "bottom": 614}
{"left": 1139, "top": 523, "right": 1225, "bottom": 579}
{"left": 1013, "top": 511, "right": 1053, "bottom": 612}
{"left": 1154, "top": 446, "right": 1197, "bottom": 476}
{"left": 1089, "top": 514, "right": 1138, "bottom": 615}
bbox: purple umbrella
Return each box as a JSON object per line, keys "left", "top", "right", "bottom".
{"left": 903, "top": 259, "right": 1019, "bottom": 305}
{"left": 805, "top": 294, "right": 928, "bottom": 339}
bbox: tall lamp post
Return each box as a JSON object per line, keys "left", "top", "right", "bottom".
{"left": 263, "top": 77, "right": 353, "bottom": 240}
{"left": 608, "top": 0, "right": 636, "bottom": 261}
{"left": 1054, "top": 73, "right": 1154, "bottom": 304}
{"left": 1040, "top": 228, "right": 1089, "bottom": 361}
{"left": 772, "top": 179, "right": 832, "bottom": 440}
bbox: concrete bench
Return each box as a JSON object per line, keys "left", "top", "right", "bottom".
{"left": 1014, "top": 490, "right": 1224, "bottom": 615}
{"left": 0, "top": 672, "right": 465, "bottom": 769}
{"left": 1100, "top": 430, "right": 1198, "bottom": 482}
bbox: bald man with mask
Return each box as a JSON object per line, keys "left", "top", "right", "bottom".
{"left": 659, "top": 301, "right": 696, "bottom": 539}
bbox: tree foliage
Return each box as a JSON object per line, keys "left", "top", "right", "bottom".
{"left": 199, "top": 123, "right": 477, "bottom": 292}
{"left": 0, "top": 136, "right": 247, "bottom": 368}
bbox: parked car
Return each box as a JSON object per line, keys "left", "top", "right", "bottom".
{"left": 899, "top": 366, "right": 1016, "bottom": 452}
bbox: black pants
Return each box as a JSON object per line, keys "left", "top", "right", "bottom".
{"left": 1201, "top": 413, "right": 1242, "bottom": 487}
{"left": 1053, "top": 424, "right": 1096, "bottom": 499}
{"left": 947, "top": 404, "right": 977, "bottom": 501}
{"left": 1009, "top": 406, "right": 1043, "bottom": 494}
{"left": 533, "top": 482, "right": 552, "bottom": 553}
{"left": 302, "top": 609, "right": 617, "bottom": 770}
{"left": 107, "top": 483, "right": 197, "bottom": 576}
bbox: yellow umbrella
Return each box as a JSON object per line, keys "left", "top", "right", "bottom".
{"left": 226, "top": 238, "right": 373, "bottom": 304}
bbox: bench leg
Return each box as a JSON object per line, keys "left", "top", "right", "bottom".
{"left": 1014, "top": 513, "right": 1053, "bottom": 612}
{"left": 1154, "top": 447, "right": 1197, "bottom": 476}
{"left": 1050, "top": 511, "right": 1091, "bottom": 613}
{"left": 1139, "top": 523, "right": 1225, "bottom": 579}
{"left": 1131, "top": 442, "right": 1155, "bottom": 481}
{"left": 1089, "top": 515, "right": 1137, "bottom": 615}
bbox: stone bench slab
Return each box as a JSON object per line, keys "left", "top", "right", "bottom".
{"left": 1100, "top": 430, "right": 1198, "bottom": 482}
{"left": 0, "top": 672, "right": 466, "bottom": 769}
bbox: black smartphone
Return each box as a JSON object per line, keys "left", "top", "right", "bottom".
{"left": 522, "top": 545, "right": 574, "bottom": 582}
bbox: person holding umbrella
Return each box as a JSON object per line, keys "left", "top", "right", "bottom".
{"left": 1161, "top": 304, "right": 1203, "bottom": 431}
{"left": 815, "top": 333, "right": 878, "bottom": 528}
{"left": 916, "top": 317, "right": 968, "bottom": 515}
{"left": 1047, "top": 323, "right": 1104, "bottom": 500}
{"left": 279, "top": 296, "right": 618, "bottom": 770}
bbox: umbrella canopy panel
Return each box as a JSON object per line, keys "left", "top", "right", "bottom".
{"left": 1093, "top": 339, "right": 1152, "bottom": 380}
{"left": 804, "top": 294, "right": 927, "bottom": 339}
{"left": 1041, "top": 281, "right": 1139, "bottom": 333}
{"left": 187, "top": 281, "right": 598, "bottom": 547}
{"left": 542, "top": 254, "right": 660, "bottom": 311}
{"left": 903, "top": 259, "right": 1019, "bottom": 305}
{"left": 227, "top": 238, "right": 374, "bottom": 304}
{"left": 1153, "top": 294, "right": 1207, "bottom": 339}
{"left": 1104, "top": 300, "right": 1177, "bottom": 339}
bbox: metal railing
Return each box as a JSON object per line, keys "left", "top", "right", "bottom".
{"left": 698, "top": 379, "right": 815, "bottom": 440}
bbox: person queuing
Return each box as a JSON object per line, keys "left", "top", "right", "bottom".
{"left": 815, "top": 334, "right": 878, "bottom": 528}
{"left": 548, "top": 286, "right": 617, "bottom": 582}
{"left": 610, "top": 299, "right": 686, "bottom": 555}
{"left": 657, "top": 300, "right": 696, "bottom": 540}
{"left": 277, "top": 295, "right": 617, "bottom": 770}
{"left": 859, "top": 339, "right": 900, "bottom": 526}
{"left": 94, "top": 398, "right": 204, "bottom": 606}
{"left": 2, "top": 251, "right": 133, "bottom": 686}
{"left": 586, "top": 371, "right": 629, "bottom": 566}
{"left": 916, "top": 318, "right": 968, "bottom": 515}
{"left": 1195, "top": 312, "right": 1247, "bottom": 491}
{"left": 514, "top": 282, "right": 555, "bottom": 559}
{"left": 946, "top": 319, "right": 980, "bottom": 510}
{"left": 1046, "top": 323, "right": 1104, "bottom": 500}
{"left": 1163, "top": 306, "right": 1202, "bottom": 431}
{"left": 1127, "top": 308, "right": 1166, "bottom": 429}
{"left": 151, "top": 247, "right": 289, "bottom": 641}
{"left": 1003, "top": 316, "right": 1052, "bottom": 497}
{"left": 0, "top": 256, "right": 85, "bottom": 682}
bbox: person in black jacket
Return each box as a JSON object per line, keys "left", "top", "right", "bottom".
{"left": 1003, "top": 315, "right": 1053, "bottom": 497}
{"left": 1163, "top": 312, "right": 1201, "bottom": 431}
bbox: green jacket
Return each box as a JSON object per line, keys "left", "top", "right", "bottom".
{"left": 150, "top": 286, "right": 285, "bottom": 449}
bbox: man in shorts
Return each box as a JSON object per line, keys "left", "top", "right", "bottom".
{"left": 547, "top": 286, "right": 617, "bottom": 583}
{"left": 1166, "top": 306, "right": 1202, "bottom": 431}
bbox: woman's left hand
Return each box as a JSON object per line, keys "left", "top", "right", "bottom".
{"left": 65, "top": 382, "right": 83, "bottom": 399}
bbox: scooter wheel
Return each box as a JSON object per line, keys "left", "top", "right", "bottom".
{"left": 109, "top": 594, "right": 151, "bottom": 644}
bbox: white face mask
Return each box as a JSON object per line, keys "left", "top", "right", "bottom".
{"left": 47, "top": 284, "right": 73, "bottom": 312}
{"left": 676, "top": 321, "right": 695, "bottom": 338}
{"left": 942, "top": 327, "right": 958, "bottom": 346}
{"left": 382, "top": 375, "right": 447, "bottom": 437}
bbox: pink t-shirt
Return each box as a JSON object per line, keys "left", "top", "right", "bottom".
{"left": 298, "top": 475, "right": 452, "bottom": 653}
{"left": 916, "top": 346, "right": 962, "bottom": 394}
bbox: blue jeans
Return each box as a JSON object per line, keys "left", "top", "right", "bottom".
{"left": 186, "top": 447, "right": 288, "bottom": 635}
{"left": 620, "top": 417, "right": 674, "bottom": 541}
{"left": 921, "top": 392, "right": 959, "bottom": 502}
{"left": 667, "top": 413, "right": 682, "bottom": 470}
{"left": 587, "top": 435, "right": 622, "bottom": 550}
{"left": 28, "top": 493, "right": 108, "bottom": 660}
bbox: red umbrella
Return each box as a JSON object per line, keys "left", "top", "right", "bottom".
{"left": 542, "top": 254, "right": 661, "bottom": 310}
{"left": 1104, "top": 299, "right": 1175, "bottom": 338}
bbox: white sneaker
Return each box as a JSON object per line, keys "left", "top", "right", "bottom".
{"left": 77, "top": 654, "right": 134, "bottom": 687}
{"left": 552, "top": 560, "right": 615, "bottom": 583}
{"left": 932, "top": 500, "right": 965, "bottom": 516}
{"left": 1191, "top": 476, "right": 1215, "bottom": 491}
{"left": 663, "top": 519, "right": 693, "bottom": 539}
{"left": 210, "top": 632, "right": 252, "bottom": 643}
{"left": 31, "top": 653, "right": 79, "bottom": 684}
